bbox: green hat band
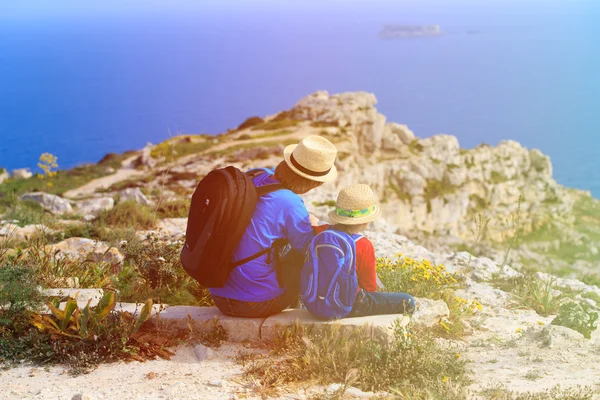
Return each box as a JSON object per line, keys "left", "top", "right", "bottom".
{"left": 335, "top": 204, "right": 375, "bottom": 218}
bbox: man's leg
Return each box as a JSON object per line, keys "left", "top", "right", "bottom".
{"left": 349, "top": 290, "right": 416, "bottom": 318}
{"left": 278, "top": 249, "right": 305, "bottom": 308}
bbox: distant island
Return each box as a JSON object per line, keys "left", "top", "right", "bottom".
{"left": 379, "top": 24, "right": 443, "bottom": 39}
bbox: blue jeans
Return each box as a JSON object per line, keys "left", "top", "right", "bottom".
{"left": 348, "top": 289, "right": 416, "bottom": 317}
{"left": 212, "top": 249, "right": 303, "bottom": 318}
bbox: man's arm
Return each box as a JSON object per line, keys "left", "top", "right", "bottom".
{"left": 283, "top": 198, "right": 315, "bottom": 255}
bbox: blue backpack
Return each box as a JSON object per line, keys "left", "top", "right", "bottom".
{"left": 300, "top": 228, "right": 362, "bottom": 320}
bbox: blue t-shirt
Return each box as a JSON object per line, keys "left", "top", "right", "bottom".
{"left": 209, "top": 169, "right": 314, "bottom": 302}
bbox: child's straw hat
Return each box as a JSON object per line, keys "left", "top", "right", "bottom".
{"left": 329, "top": 184, "right": 381, "bottom": 225}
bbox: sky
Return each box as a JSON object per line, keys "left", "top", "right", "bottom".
{"left": 1, "top": 0, "right": 582, "bottom": 20}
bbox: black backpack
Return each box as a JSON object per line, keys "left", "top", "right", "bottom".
{"left": 180, "top": 166, "right": 286, "bottom": 288}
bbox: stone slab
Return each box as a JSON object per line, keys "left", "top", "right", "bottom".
{"left": 260, "top": 309, "right": 410, "bottom": 342}
{"left": 41, "top": 288, "right": 104, "bottom": 306}
{"left": 219, "top": 315, "right": 266, "bottom": 342}
{"left": 114, "top": 302, "right": 168, "bottom": 317}
{"left": 155, "top": 306, "right": 265, "bottom": 342}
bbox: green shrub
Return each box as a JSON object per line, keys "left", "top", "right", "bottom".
{"left": 19, "top": 236, "right": 115, "bottom": 289}
{"left": 408, "top": 139, "right": 423, "bottom": 154}
{"left": 118, "top": 234, "right": 212, "bottom": 306}
{"left": 424, "top": 178, "right": 458, "bottom": 202}
{"left": 551, "top": 301, "right": 598, "bottom": 339}
{"left": 237, "top": 116, "right": 264, "bottom": 130}
{"left": 0, "top": 264, "right": 43, "bottom": 321}
{"left": 511, "top": 277, "right": 565, "bottom": 317}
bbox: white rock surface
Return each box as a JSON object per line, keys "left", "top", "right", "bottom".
{"left": 75, "top": 197, "right": 115, "bottom": 215}
{"left": 11, "top": 168, "right": 33, "bottom": 179}
{"left": 46, "top": 237, "right": 124, "bottom": 269}
{"left": 119, "top": 187, "right": 153, "bottom": 206}
{"left": 20, "top": 192, "right": 73, "bottom": 215}
{"left": 0, "top": 168, "right": 9, "bottom": 184}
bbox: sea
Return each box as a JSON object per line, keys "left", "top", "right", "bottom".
{"left": 1, "top": 0, "right": 599, "bottom": 195}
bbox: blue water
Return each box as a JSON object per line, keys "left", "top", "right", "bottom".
{"left": 1, "top": 0, "right": 599, "bottom": 195}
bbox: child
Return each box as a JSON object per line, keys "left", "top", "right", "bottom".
{"left": 308, "top": 184, "right": 416, "bottom": 318}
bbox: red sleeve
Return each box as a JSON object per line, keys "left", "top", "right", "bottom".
{"left": 313, "top": 224, "right": 330, "bottom": 234}
{"left": 355, "top": 238, "right": 378, "bottom": 292}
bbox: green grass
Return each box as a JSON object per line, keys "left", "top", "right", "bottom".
{"left": 423, "top": 178, "right": 458, "bottom": 202}
{"left": 515, "top": 195, "right": 600, "bottom": 265}
{"left": 244, "top": 323, "right": 470, "bottom": 399}
{"left": 95, "top": 201, "right": 156, "bottom": 230}
{"left": 310, "top": 120, "right": 339, "bottom": 128}
{"left": 387, "top": 177, "right": 412, "bottom": 203}
{"left": 479, "top": 385, "right": 595, "bottom": 400}
{"left": 582, "top": 274, "right": 600, "bottom": 288}
{"left": 582, "top": 292, "right": 600, "bottom": 304}
{"left": 235, "top": 130, "right": 292, "bottom": 141}
{"left": 510, "top": 277, "right": 565, "bottom": 317}
{"left": 490, "top": 171, "right": 509, "bottom": 184}
{"left": 206, "top": 138, "right": 299, "bottom": 158}
{"left": 155, "top": 199, "right": 189, "bottom": 219}
{"left": 0, "top": 156, "right": 126, "bottom": 204}
{"left": 237, "top": 116, "right": 264, "bottom": 130}
{"left": 250, "top": 118, "right": 300, "bottom": 131}
{"left": 408, "top": 139, "right": 423, "bottom": 154}
{"left": 150, "top": 137, "right": 216, "bottom": 160}
{"left": 0, "top": 200, "right": 54, "bottom": 227}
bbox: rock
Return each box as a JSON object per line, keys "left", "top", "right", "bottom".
{"left": 47, "top": 237, "right": 124, "bottom": 271}
{"left": 75, "top": 197, "right": 114, "bottom": 215}
{"left": 0, "top": 168, "right": 8, "bottom": 184}
{"left": 0, "top": 223, "right": 53, "bottom": 240}
{"left": 327, "top": 384, "right": 375, "bottom": 398}
{"left": 155, "top": 218, "right": 187, "bottom": 239}
{"left": 42, "top": 288, "right": 104, "bottom": 306}
{"left": 411, "top": 298, "right": 450, "bottom": 327}
{"left": 207, "top": 379, "right": 223, "bottom": 387}
{"left": 193, "top": 344, "right": 216, "bottom": 362}
{"left": 531, "top": 325, "right": 587, "bottom": 348}
{"left": 119, "top": 187, "right": 153, "bottom": 206}
{"left": 72, "top": 394, "right": 93, "bottom": 400}
{"left": 19, "top": 192, "right": 73, "bottom": 215}
{"left": 134, "top": 142, "right": 157, "bottom": 168}
{"left": 382, "top": 123, "right": 416, "bottom": 151}
{"left": 83, "top": 214, "right": 96, "bottom": 222}
{"left": 11, "top": 168, "right": 33, "bottom": 179}
{"left": 229, "top": 144, "right": 284, "bottom": 162}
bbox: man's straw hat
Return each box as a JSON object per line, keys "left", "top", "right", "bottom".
{"left": 329, "top": 184, "right": 382, "bottom": 225}
{"left": 283, "top": 135, "right": 338, "bottom": 183}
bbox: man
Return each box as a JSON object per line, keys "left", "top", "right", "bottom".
{"left": 210, "top": 135, "right": 338, "bottom": 318}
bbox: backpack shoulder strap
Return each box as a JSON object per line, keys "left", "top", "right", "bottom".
{"left": 352, "top": 234, "right": 364, "bottom": 243}
{"left": 256, "top": 183, "right": 286, "bottom": 196}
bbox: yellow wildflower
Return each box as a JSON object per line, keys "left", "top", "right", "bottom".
{"left": 442, "top": 376, "right": 449, "bottom": 383}
{"left": 516, "top": 327, "right": 524, "bottom": 334}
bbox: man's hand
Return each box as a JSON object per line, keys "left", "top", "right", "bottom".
{"left": 308, "top": 213, "right": 320, "bottom": 227}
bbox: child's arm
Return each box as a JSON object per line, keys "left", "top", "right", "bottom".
{"left": 355, "top": 238, "right": 378, "bottom": 292}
